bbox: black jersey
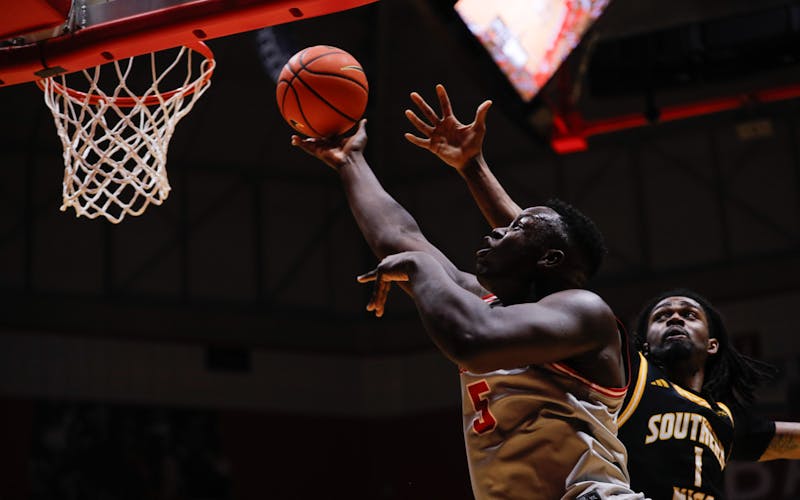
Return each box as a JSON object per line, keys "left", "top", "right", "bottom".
{"left": 618, "top": 352, "right": 775, "bottom": 500}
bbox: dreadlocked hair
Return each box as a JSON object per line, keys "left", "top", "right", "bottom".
{"left": 633, "top": 288, "right": 778, "bottom": 409}
{"left": 543, "top": 198, "right": 607, "bottom": 278}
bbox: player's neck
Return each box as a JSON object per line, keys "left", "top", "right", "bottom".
{"left": 664, "top": 361, "right": 705, "bottom": 393}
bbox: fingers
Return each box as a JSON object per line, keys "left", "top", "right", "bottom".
{"left": 364, "top": 279, "right": 391, "bottom": 318}
{"left": 357, "top": 258, "right": 412, "bottom": 317}
{"left": 358, "top": 269, "right": 388, "bottom": 317}
{"left": 366, "top": 299, "right": 384, "bottom": 318}
{"left": 404, "top": 133, "right": 431, "bottom": 150}
{"left": 410, "top": 91, "right": 440, "bottom": 123}
{"left": 290, "top": 135, "right": 307, "bottom": 148}
{"left": 404, "top": 109, "right": 434, "bottom": 136}
{"left": 474, "top": 100, "right": 492, "bottom": 126}
{"left": 436, "top": 84, "right": 454, "bottom": 118}
{"left": 356, "top": 270, "right": 377, "bottom": 283}
{"left": 344, "top": 118, "right": 369, "bottom": 153}
{"left": 292, "top": 134, "right": 324, "bottom": 149}
{"left": 291, "top": 135, "right": 317, "bottom": 155}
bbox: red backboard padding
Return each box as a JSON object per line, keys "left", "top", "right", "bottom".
{"left": 0, "top": 0, "right": 378, "bottom": 87}
{"left": 1, "top": 0, "right": 71, "bottom": 40}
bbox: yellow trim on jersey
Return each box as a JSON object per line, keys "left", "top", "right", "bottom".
{"left": 717, "top": 401, "right": 734, "bottom": 427}
{"left": 618, "top": 352, "right": 648, "bottom": 426}
{"left": 672, "top": 384, "right": 712, "bottom": 410}
{"left": 717, "top": 400, "right": 736, "bottom": 463}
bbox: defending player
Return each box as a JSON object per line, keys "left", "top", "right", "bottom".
{"left": 620, "top": 289, "right": 800, "bottom": 499}
{"left": 291, "top": 120, "right": 643, "bottom": 499}
{"left": 406, "top": 84, "right": 800, "bottom": 499}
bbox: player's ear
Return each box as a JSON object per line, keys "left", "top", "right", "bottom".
{"left": 538, "top": 249, "right": 564, "bottom": 268}
{"left": 707, "top": 338, "right": 719, "bottom": 355}
{"left": 642, "top": 342, "right": 650, "bottom": 357}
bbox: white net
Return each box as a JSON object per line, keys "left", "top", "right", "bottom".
{"left": 40, "top": 44, "right": 215, "bottom": 223}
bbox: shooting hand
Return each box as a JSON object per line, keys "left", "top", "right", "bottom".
{"left": 292, "top": 119, "right": 368, "bottom": 170}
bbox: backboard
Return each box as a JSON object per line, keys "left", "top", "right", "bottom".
{"left": 0, "top": 0, "right": 379, "bottom": 87}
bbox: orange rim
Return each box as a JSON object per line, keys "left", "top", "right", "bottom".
{"left": 36, "top": 41, "right": 214, "bottom": 108}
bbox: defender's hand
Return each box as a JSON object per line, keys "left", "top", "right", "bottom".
{"left": 404, "top": 84, "right": 491, "bottom": 170}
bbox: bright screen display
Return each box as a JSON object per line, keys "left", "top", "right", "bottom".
{"left": 455, "top": 0, "right": 610, "bottom": 101}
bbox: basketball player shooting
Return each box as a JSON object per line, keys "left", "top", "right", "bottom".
{"left": 406, "top": 84, "right": 800, "bottom": 499}
{"left": 291, "top": 120, "right": 644, "bottom": 499}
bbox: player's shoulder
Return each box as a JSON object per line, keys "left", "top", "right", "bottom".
{"left": 540, "top": 287, "right": 607, "bottom": 305}
{"left": 540, "top": 289, "right": 614, "bottom": 319}
{"left": 539, "top": 289, "right": 617, "bottom": 337}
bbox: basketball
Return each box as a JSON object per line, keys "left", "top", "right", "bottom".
{"left": 276, "top": 45, "right": 369, "bottom": 138}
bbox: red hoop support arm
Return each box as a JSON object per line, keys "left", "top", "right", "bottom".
{"left": 0, "top": 0, "right": 378, "bottom": 87}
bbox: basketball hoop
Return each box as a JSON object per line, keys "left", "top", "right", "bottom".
{"left": 39, "top": 42, "right": 215, "bottom": 223}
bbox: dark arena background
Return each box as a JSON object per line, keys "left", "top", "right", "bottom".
{"left": 2, "top": 0, "right": 800, "bottom": 498}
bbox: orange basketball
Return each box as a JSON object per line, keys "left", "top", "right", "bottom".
{"left": 276, "top": 45, "right": 369, "bottom": 138}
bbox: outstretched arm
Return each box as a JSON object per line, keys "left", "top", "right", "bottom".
{"left": 358, "top": 251, "right": 619, "bottom": 374}
{"left": 760, "top": 422, "right": 800, "bottom": 461}
{"left": 292, "top": 120, "right": 483, "bottom": 296}
{"left": 405, "top": 84, "right": 522, "bottom": 227}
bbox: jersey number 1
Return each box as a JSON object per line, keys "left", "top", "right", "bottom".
{"left": 467, "top": 380, "right": 497, "bottom": 434}
{"left": 694, "top": 446, "right": 703, "bottom": 487}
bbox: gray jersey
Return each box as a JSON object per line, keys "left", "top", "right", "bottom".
{"left": 460, "top": 296, "right": 644, "bottom": 500}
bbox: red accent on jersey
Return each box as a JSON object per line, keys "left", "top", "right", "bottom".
{"left": 547, "top": 362, "right": 627, "bottom": 398}
{"left": 474, "top": 295, "right": 632, "bottom": 400}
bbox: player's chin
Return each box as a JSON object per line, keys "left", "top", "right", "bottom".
{"left": 650, "top": 342, "right": 693, "bottom": 363}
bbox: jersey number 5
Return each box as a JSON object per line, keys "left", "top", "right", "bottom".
{"left": 467, "top": 380, "right": 497, "bottom": 434}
